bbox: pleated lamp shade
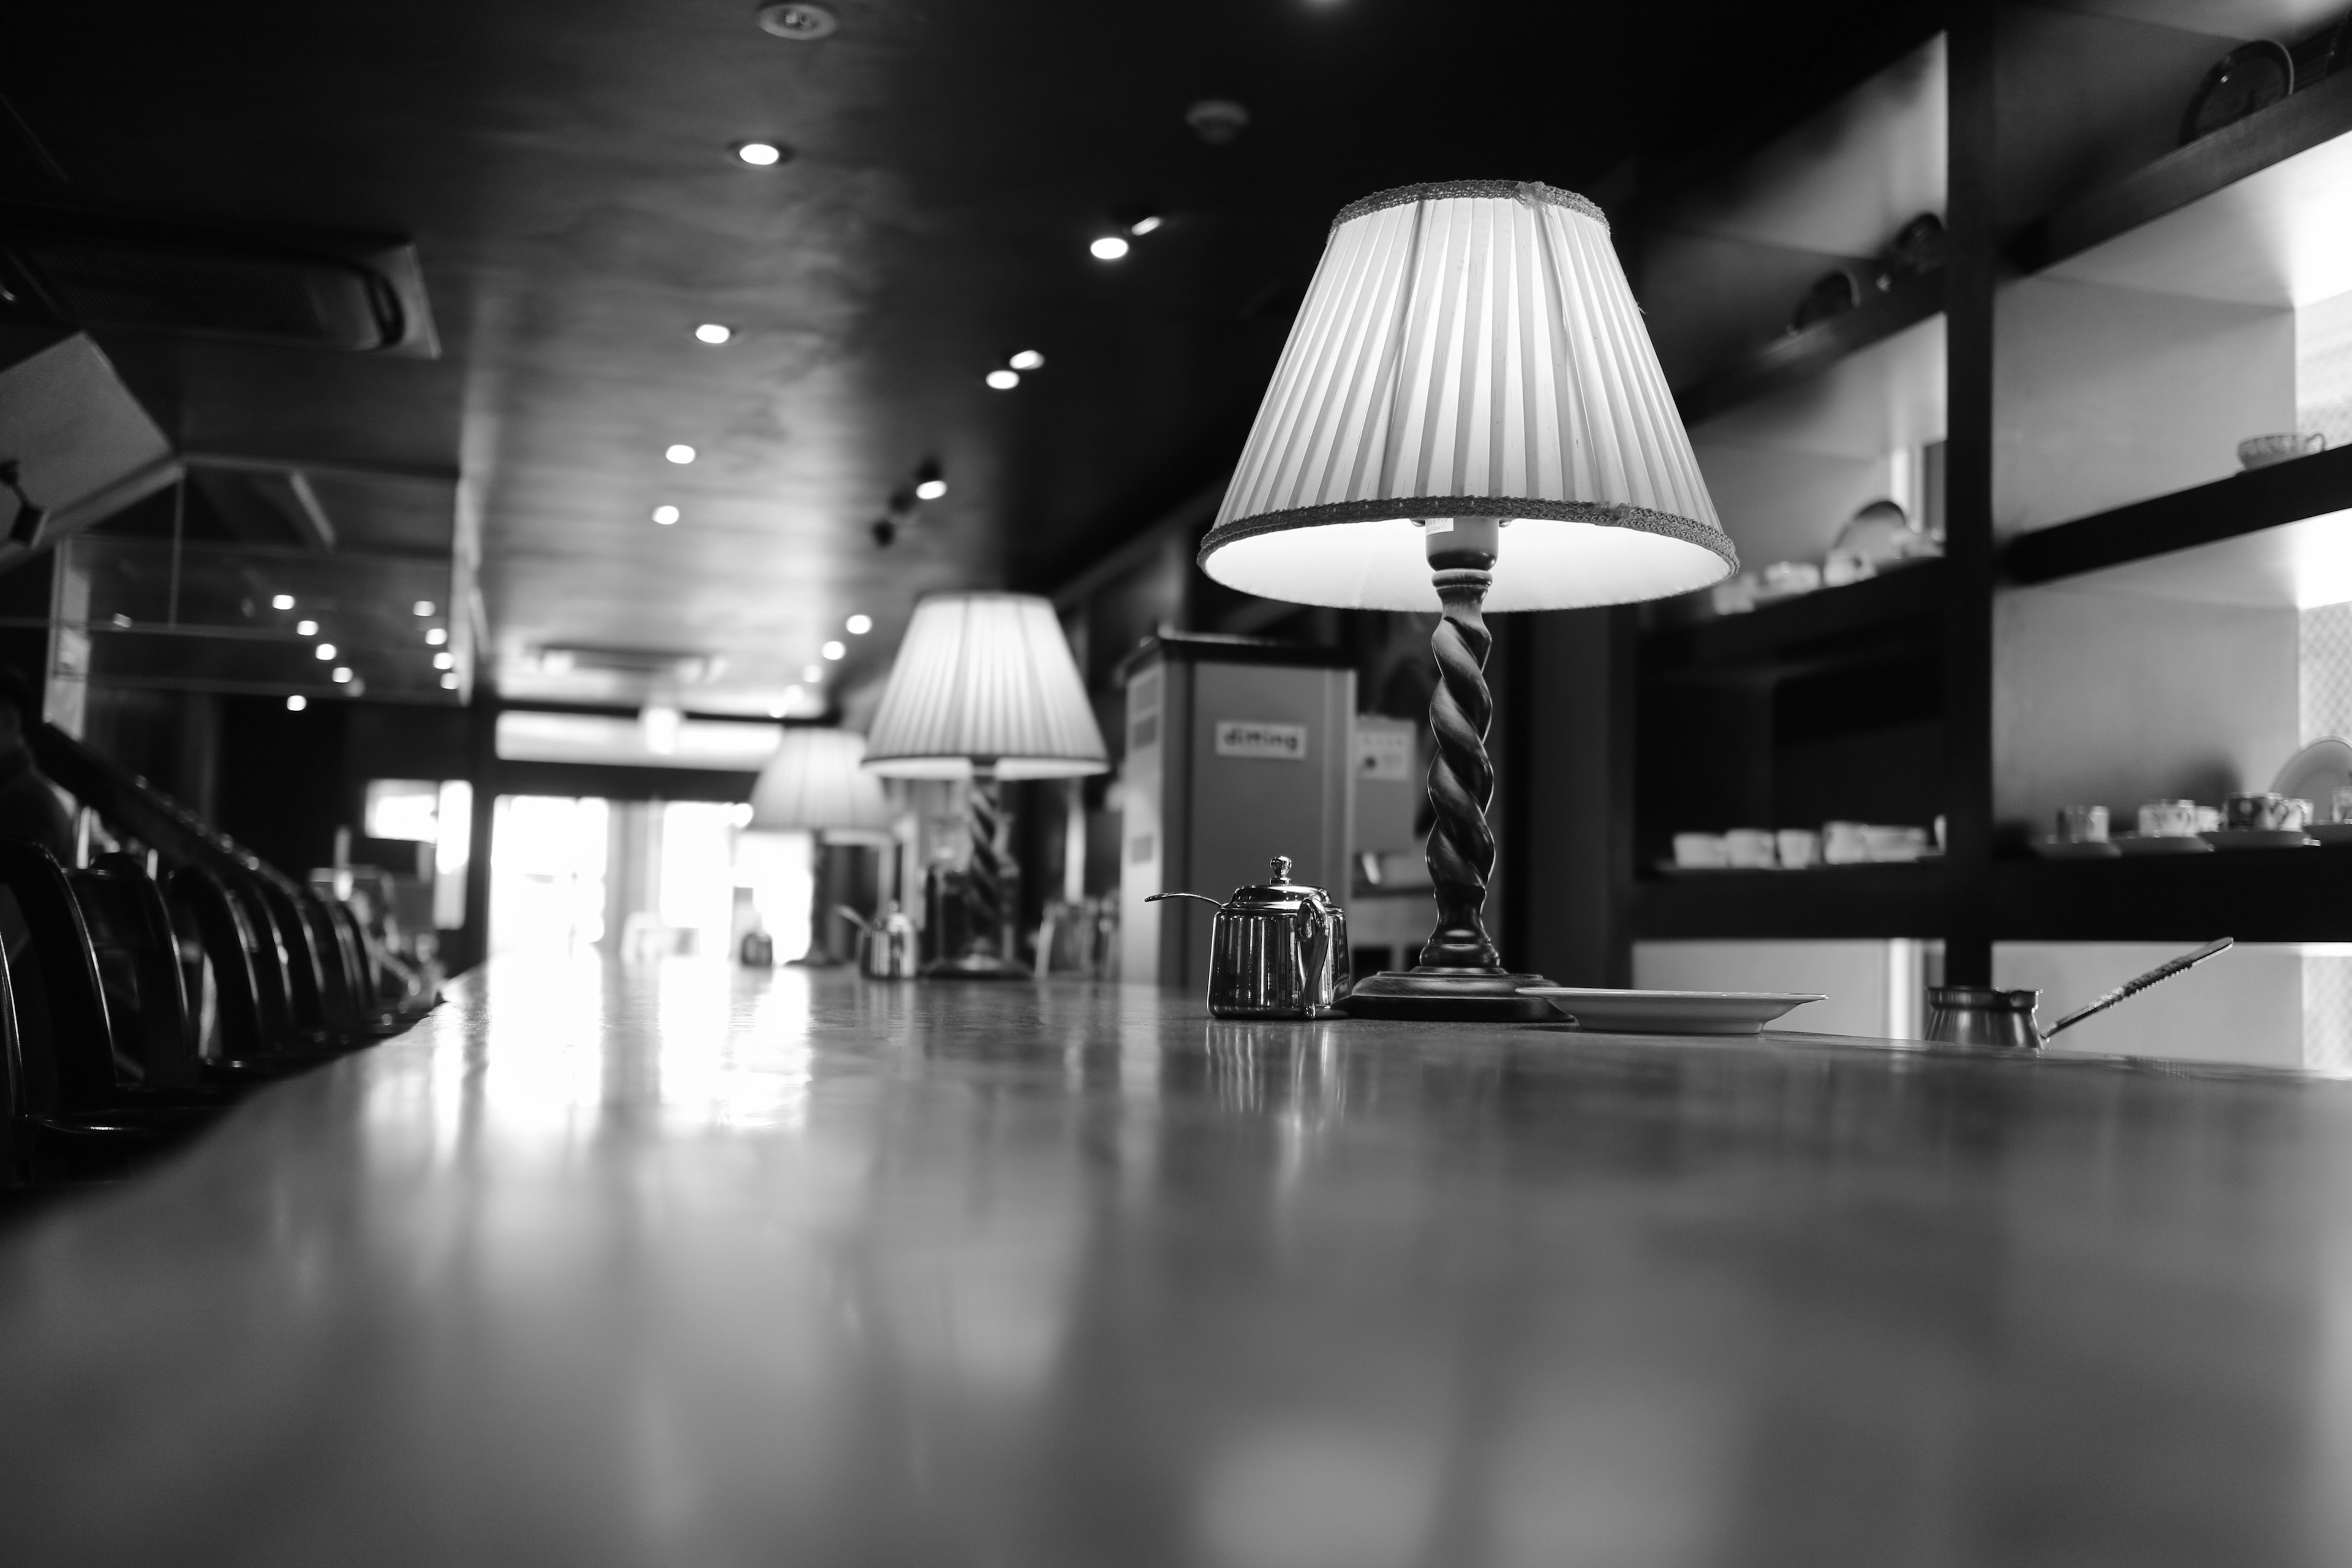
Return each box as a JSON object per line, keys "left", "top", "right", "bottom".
{"left": 1200, "top": 181, "right": 1738, "bottom": 612}
{"left": 747, "top": 728, "right": 895, "bottom": 842}
{"left": 862, "top": 592, "right": 1109, "bottom": 780}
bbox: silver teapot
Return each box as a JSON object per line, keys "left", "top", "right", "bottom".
{"left": 840, "top": 903, "right": 919, "bottom": 979}
{"left": 1148, "top": 855, "right": 1349, "bottom": 1019}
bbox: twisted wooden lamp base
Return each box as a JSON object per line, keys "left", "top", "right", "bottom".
{"left": 924, "top": 761, "right": 1025, "bottom": 978}
{"left": 1342, "top": 519, "right": 1557, "bottom": 1021}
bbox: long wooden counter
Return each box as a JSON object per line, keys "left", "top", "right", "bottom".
{"left": 1, "top": 959, "right": 2349, "bottom": 1564}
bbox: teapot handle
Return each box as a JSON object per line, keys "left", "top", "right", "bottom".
{"left": 1145, "top": 892, "right": 1226, "bottom": 911}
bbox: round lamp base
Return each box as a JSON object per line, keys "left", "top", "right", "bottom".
{"left": 922, "top": 953, "right": 1029, "bottom": 981}
{"left": 1340, "top": 968, "right": 1560, "bottom": 1022}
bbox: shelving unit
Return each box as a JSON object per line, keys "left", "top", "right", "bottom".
{"left": 1575, "top": 2, "right": 2352, "bottom": 995}
{"left": 1634, "top": 864, "right": 1944, "bottom": 941}
{"left": 2003, "top": 444, "right": 2352, "bottom": 589}
{"left": 1674, "top": 270, "right": 1947, "bottom": 427}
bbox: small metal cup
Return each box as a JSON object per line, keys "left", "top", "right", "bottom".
{"left": 1924, "top": 986, "right": 2045, "bottom": 1049}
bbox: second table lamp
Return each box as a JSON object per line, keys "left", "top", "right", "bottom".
{"left": 862, "top": 592, "right": 1107, "bottom": 976}
{"left": 1199, "top": 180, "right": 1739, "bottom": 1019}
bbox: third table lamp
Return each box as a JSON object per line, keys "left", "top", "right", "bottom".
{"left": 862, "top": 591, "right": 1107, "bottom": 976}
{"left": 1199, "top": 181, "right": 1739, "bottom": 1019}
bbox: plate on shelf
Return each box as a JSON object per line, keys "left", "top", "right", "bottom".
{"left": 2111, "top": 834, "right": 2213, "bottom": 856}
{"left": 2179, "top": 39, "right": 2293, "bottom": 146}
{"left": 2272, "top": 736, "right": 2352, "bottom": 813}
{"left": 2030, "top": 839, "right": 2121, "bottom": 860}
{"left": 1517, "top": 988, "right": 1824, "bottom": 1036}
{"left": 2203, "top": 829, "right": 2318, "bottom": 850}
{"left": 2313, "top": 823, "right": 2352, "bottom": 846}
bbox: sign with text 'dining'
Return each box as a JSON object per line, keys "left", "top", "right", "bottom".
{"left": 1213, "top": 719, "right": 1308, "bottom": 761}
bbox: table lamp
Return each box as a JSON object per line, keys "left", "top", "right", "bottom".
{"left": 1200, "top": 181, "right": 1738, "bottom": 1020}
{"left": 862, "top": 592, "right": 1107, "bottom": 976}
{"left": 747, "top": 726, "right": 897, "bottom": 964}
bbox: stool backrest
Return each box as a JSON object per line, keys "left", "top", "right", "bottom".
{"left": 0, "top": 840, "right": 124, "bottom": 1115}
{"left": 167, "top": 865, "right": 275, "bottom": 1060}
{"left": 70, "top": 854, "right": 198, "bottom": 1088}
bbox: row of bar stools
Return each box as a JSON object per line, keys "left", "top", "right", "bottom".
{"left": 0, "top": 841, "right": 425, "bottom": 1186}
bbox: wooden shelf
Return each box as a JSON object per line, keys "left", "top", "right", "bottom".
{"left": 2001, "top": 443, "right": 2352, "bottom": 589}
{"left": 1991, "top": 853, "right": 2352, "bottom": 943}
{"left": 1673, "top": 269, "right": 1945, "bottom": 427}
{"left": 1630, "top": 863, "right": 1944, "bottom": 941}
{"left": 1643, "top": 560, "right": 1944, "bottom": 676}
{"left": 2011, "top": 70, "right": 2352, "bottom": 306}
{"left": 1632, "top": 852, "right": 2352, "bottom": 944}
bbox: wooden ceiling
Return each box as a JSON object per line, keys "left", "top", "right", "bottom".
{"left": 3, "top": 0, "right": 1915, "bottom": 714}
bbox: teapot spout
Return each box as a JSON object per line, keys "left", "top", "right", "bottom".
{"left": 1146, "top": 891, "right": 1227, "bottom": 912}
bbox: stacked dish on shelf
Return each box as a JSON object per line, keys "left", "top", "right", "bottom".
{"left": 1668, "top": 821, "right": 1939, "bottom": 873}
{"left": 2029, "top": 737, "right": 2352, "bottom": 858}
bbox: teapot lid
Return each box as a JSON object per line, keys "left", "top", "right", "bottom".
{"left": 1224, "top": 854, "right": 1338, "bottom": 913}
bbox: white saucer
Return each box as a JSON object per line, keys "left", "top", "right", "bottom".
{"left": 2111, "top": 834, "right": 2213, "bottom": 856}
{"left": 2030, "top": 838, "right": 2120, "bottom": 860}
{"left": 1516, "top": 987, "right": 1825, "bottom": 1035}
{"left": 2203, "top": 829, "right": 2317, "bottom": 850}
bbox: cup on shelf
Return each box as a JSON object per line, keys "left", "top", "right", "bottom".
{"left": 2055, "top": 804, "right": 2109, "bottom": 843}
{"left": 1673, "top": 832, "right": 1731, "bottom": 869}
{"left": 2136, "top": 799, "right": 2199, "bottom": 838}
{"left": 1777, "top": 828, "right": 1822, "bottom": 869}
{"left": 2195, "top": 805, "right": 2223, "bottom": 833}
{"left": 2287, "top": 797, "right": 2314, "bottom": 832}
{"left": 2237, "top": 431, "right": 2326, "bottom": 470}
{"left": 1823, "top": 821, "right": 1869, "bottom": 865}
{"left": 2334, "top": 785, "right": 2352, "bottom": 826}
{"left": 2224, "top": 791, "right": 2293, "bottom": 831}
{"left": 1862, "top": 824, "right": 1932, "bottom": 862}
{"left": 1724, "top": 828, "right": 1777, "bottom": 868}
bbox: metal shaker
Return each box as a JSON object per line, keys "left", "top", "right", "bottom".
{"left": 1148, "top": 854, "right": 1349, "bottom": 1019}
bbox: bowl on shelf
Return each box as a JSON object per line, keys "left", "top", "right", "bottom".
{"left": 2238, "top": 431, "right": 2326, "bottom": 470}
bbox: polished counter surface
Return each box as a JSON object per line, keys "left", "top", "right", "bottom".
{"left": 3, "top": 959, "right": 2351, "bottom": 1566}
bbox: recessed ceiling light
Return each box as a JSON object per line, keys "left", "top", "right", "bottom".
{"left": 413, "top": 600, "right": 435, "bottom": 617}
{"left": 694, "top": 323, "right": 733, "bottom": 345}
{"left": 332, "top": 666, "right": 353, "bottom": 684}
{"left": 1129, "top": 214, "right": 1163, "bottom": 236}
{"left": 441, "top": 673, "right": 460, "bottom": 690}
{"left": 296, "top": 619, "right": 318, "bottom": 636}
{"left": 1186, "top": 99, "right": 1250, "bottom": 145}
{"left": 845, "top": 614, "right": 872, "bottom": 635}
{"left": 914, "top": 477, "right": 948, "bottom": 501}
{"left": 986, "top": 368, "right": 1019, "bottom": 390}
{"left": 1008, "top": 350, "right": 1044, "bottom": 371}
{"left": 803, "top": 664, "right": 824, "bottom": 682}
{"left": 821, "top": 640, "right": 845, "bottom": 660}
{"left": 286, "top": 695, "right": 307, "bottom": 712}
{"left": 316, "top": 643, "right": 337, "bottom": 660}
{"left": 755, "top": 1, "right": 839, "bottom": 39}
{"left": 433, "top": 651, "right": 455, "bottom": 670}
{"left": 426, "top": 627, "right": 449, "bottom": 646}
{"left": 1090, "top": 236, "right": 1130, "bottom": 262}
{"left": 271, "top": 593, "right": 295, "bottom": 610}
{"left": 734, "top": 141, "right": 788, "bottom": 167}
{"left": 665, "top": 443, "right": 696, "bottom": 464}
{"left": 652, "top": 505, "right": 680, "bottom": 525}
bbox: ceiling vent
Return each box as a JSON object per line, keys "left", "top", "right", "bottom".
{"left": 0, "top": 204, "right": 438, "bottom": 358}
{"left": 533, "top": 645, "right": 723, "bottom": 684}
